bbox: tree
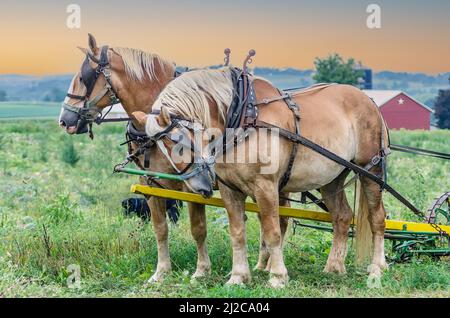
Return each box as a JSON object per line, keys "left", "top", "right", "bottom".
{"left": 43, "top": 87, "right": 66, "bottom": 102}
{"left": 313, "top": 53, "right": 364, "bottom": 86}
{"left": 0, "top": 90, "right": 7, "bottom": 101}
{"left": 434, "top": 89, "right": 450, "bottom": 129}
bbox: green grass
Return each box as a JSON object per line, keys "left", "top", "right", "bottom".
{"left": 0, "top": 102, "right": 61, "bottom": 119}
{"left": 0, "top": 120, "right": 448, "bottom": 297}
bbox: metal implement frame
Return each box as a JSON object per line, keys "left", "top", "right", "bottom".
{"left": 131, "top": 185, "right": 450, "bottom": 236}
{"left": 131, "top": 184, "right": 450, "bottom": 261}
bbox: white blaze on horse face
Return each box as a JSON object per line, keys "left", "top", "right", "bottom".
{"left": 64, "top": 74, "right": 86, "bottom": 106}
{"left": 59, "top": 75, "right": 84, "bottom": 124}
{"left": 64, "top": 76, "right": 76, "bottom": 105}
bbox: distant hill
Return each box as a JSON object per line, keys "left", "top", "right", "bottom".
{"left": 0, "top": 70, "right": 448, "bottom": 108}
{"left": 372, "top": 71, "right": 450, "bottom": 107}
{"left": 0, "top": 74, "right": 73, "bottom": 102}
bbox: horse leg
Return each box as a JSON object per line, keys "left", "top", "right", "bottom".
{"left": 254, "top": 180, "right": 288, "bottom": 288}
{"left": 321, "top": 171, "right": 352, "bottom": 274}
{"left": 254, "top": 213, "right": 270, "bottom": 271}
{"left": 188, "top": 202, "right": 211, "bottom": 280}
{"left": 268, "top": 197, "right": 290, "bottom": 272}
{"left": 360, "top": 177, "right": 388, "bottom": 276}
{"left": 147, "top": 197, "right": 171, "bottom": 283}
{"left": 220, "top": 186, "right": 251, "bottom": 285}
{"left": 255, "top": 195, "right": 289, "bottom": 272}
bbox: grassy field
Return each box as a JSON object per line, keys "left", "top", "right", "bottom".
{"left": 0, "top": 102, "right": 61, "bottom": 119}
{"left": 0, "top": 120, "right": 448, "bottom": 298}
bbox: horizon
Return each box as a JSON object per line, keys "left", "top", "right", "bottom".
{"left": 1, "top": 67, "right": 450, "bottom": 78}
{"left": 1, "top": 0, "right": 450, "bottom": 75}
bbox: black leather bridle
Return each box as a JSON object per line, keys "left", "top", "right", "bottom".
{"left": 139, "top": 110, "right": 217, "bottom": 183}
{"left": 62, "top": 45, "right": 125, "bottom": 137}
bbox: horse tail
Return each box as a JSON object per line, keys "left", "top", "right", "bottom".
{"left": 355, "top": 177, "right": 372, "bottom": 264}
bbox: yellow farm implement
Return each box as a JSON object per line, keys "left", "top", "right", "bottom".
{"left": 130, "top": 184, "right": 450, "bottom": 262}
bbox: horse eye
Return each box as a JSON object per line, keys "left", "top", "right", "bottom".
{"left": 79, "top": 77, "right": 83, "bottom": 82}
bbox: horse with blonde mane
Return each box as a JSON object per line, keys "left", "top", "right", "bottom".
{"left": 58, "top": 34, "right": 213, "bottom": 283}
{"left": 58, "top": 35, "right": 285, "bottom": 283}
{"left": 133, "top": 65, "right": 389, "bottom": 288}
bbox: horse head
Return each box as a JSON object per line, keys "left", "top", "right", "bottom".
{"left": 59, "top": 33, "right": 176, "bottom": 138}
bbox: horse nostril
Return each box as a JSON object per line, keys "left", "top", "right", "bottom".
{"left": 200, "top": 189, "right": 213, "bottom": 198}
{"left": 59, "top": 120, "right": 67, "bottom": 127}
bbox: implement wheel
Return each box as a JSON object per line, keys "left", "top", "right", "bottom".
{"left": 426, "top": 191, "right": 450, "bottom": 226}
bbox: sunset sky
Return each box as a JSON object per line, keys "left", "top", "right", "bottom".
{"left": 1, "top": 0, "right": 449, "bottom": 75}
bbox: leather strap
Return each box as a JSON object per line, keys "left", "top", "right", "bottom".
{"left": 144, "top": 149, "right": 150, "bottom": 169}
{"left": 253, "top": 119, "right": 438, "bottom": 227}
{"left": 278, "top": 91, "right": 300, "bottom": 191}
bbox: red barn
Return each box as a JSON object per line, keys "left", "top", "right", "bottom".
{"left": 363, "top": 90, "right": 434, "bottom": 130}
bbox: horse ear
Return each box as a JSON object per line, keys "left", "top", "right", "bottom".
{"left": 77, "top": 46, "right": 88, "bottom": 55}
{"left": 88, "top": 33, "right": 99, "bottom": 55}
{"left": 157, "top": 106, "right": 172, "bottom": 127}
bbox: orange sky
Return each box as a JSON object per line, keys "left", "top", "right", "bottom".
{"left": 1, "top": 0, "right": 449, "bottom": 75}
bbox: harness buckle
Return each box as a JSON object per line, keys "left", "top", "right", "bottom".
{"left": 102, "top": 68, "right": 112, "bottom": 78}
{"left": 371, "top": 155, "right": 381, "bottom": 166}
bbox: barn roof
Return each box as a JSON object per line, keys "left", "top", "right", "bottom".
{"left": 363, "top": 90, "right": 434, "bottom": 113}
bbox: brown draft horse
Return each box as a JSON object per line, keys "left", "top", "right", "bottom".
{"left": 59, "top": 34, "right": 283, "bottom": 283}
{"left": 133, "top": 66, "right": 389, "bottom": 288}
{"left": 59, "top": 34, "right": 211, "bottom": 283}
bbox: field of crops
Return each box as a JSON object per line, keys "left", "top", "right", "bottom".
{"left": 0, "top": 119, "right": 448, "bottom": 297}
{"left": 0, "top": 102, "right": 61, "bottom": 119}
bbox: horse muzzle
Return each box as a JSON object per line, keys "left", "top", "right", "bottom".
{"left": 184, "top": 161, "right": 216, "bottom": 198}
{"left": 59, "top": 106, "right": 89, "bottom": 135}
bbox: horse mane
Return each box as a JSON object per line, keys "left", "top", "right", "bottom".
{"left": 112, "top": 47, "right": 175, "bottom": 82}
{"left": 153, "top": 67, "right": 235, "bottom": 127}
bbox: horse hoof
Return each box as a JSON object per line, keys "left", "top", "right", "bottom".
{"left": 191, "top": 269, "right": 211, "bottom": 282}
{"left": 268, "top": 274, "right": 288, "bottom": 289}
{"left": 147, "top": 270, "right": 169, "bottom": 285}
{"left": 323, "top": 261, "right": 346, "bottom": 274}
{"left": 147, "top": 275, "right": 162, "bottom": 285}
{"left": 367, "top": 264, "right": 382, "bottom": 277}
{"left": 226, "top": 274, "right": 250, "bottom": 286}
{"left": 253, "top": 263, "right": 269, "bottom": 272}
{"left": 379, "top": 260, "right": 389, "bottom": 271}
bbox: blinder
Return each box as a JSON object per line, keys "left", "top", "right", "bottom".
{"left": 80, "top": 54, "right": 99, "bottom": 99}
{"left": 145, "top": 111, "right": 216, "bottom": 188}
